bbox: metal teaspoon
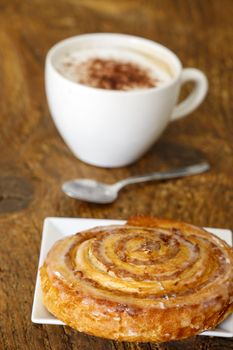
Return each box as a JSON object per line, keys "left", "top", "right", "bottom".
{"left": 62, "top": 162, "right": 210, "bottom": 204}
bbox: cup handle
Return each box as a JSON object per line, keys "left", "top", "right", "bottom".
{"left": 171, "top": 68, "right": 208, "bottom": 121}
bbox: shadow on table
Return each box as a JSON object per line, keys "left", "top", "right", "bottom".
{"left": 127, "top": 140, "right": 208, "bottom": 175}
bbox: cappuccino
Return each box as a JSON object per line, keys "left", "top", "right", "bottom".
{"left": 55, "top": 47, "right": 172, "bottom": 91}
{"left": 47, "top": 33, "right": 208, "bottom": 166}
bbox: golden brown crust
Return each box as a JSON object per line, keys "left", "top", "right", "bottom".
{"left": 40, "top": 216, "right": 233, "bottom": 342}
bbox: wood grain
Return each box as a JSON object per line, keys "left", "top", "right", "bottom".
{"left": 0, "top": 0, "right": 232, "bottom": 349}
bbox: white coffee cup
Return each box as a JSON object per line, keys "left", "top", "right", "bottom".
{"left": 45, "top": 33, "right": 208, "bottom": 168}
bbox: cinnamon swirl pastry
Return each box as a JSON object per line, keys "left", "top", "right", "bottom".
{"left": 40, "top": 216, "right": 233, "bottom": 342}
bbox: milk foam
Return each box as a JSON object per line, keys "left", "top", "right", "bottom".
{"left": 55, "top": 47, "right": 172, "bottom": 89}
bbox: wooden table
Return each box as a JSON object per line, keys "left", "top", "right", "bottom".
{"left": 0, "top": 0, "right": 232, "bottom": 349}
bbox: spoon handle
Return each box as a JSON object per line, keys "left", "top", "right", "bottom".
{"left": 114, "top": 162, "right": 210, "bottom": 190}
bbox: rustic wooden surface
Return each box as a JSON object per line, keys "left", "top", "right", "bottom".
{"left": 0, "top": 0, "right": 233, "bottom": 349}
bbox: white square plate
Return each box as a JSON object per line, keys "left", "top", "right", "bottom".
{"left": 31, "top": 217, "right": 233, "bottom": 338}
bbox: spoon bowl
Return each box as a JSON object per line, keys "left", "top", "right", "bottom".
{"left": 62, "top": 179, "right": 118, "bottom": 203}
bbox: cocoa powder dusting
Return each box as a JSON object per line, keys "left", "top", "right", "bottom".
{"left": 75, "top": 58, "right": 159, "bottom": 90}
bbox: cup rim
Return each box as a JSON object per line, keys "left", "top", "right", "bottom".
{"left": 46, "top": 33, "right": 182, "bottom": 95}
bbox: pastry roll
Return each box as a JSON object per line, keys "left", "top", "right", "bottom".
{"left": 40, "top": 216, "right": 233, "bottom": 342}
